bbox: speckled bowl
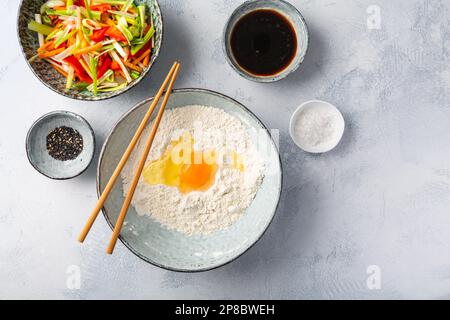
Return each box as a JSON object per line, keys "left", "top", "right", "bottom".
{"left": 17, "top": 0, "right": 163, "bottom": 101}
{"left": 98, "top": 88, "right": 282, "bottom": 271}
{"left": 223, "top": 0, "right": 309, "bottom": 83}
{"left": 26, "top": 111, "right": 95, "bottom": 180}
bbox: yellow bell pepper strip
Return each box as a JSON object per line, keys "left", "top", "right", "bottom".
{"left": 78, "top": 58, "right": 94, "bottom": 80}
{"left": 66, "top": 66, "right": 74, "bottom": 92}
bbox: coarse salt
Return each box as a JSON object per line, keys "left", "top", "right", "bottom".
{"left": 291, "top": 103, "right": 344, "bottom": 151}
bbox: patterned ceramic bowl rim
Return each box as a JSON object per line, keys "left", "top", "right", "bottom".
{"left": 17, "top": 0, "right": 164, "bottom": 101}
{"left": 97, "top": 88, "right": 283, "bottom": 272}
{"left": 26, "top": 110, "right": 96, "bottom": 180}
{"left": 223, "top": 0, "right": 309, "bottom": 83}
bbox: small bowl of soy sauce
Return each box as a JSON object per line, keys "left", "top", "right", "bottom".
{"left": 224, "top": 0, "right": 309, "bottom": 83}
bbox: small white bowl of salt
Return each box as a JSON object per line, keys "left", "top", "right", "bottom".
{"left": 289, "top": 100, "right": 345, "bottom": 153}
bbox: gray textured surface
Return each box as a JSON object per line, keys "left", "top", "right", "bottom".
{"left": 1, "top": 0, "right": 450, "bottom": 299}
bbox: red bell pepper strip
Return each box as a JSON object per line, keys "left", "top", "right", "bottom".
{"left": 73, "top": 0, "right": 86, "bottom": 8}
{"left": 97, "top": 55, "right": 112, "bottom": 78}
{"left": 64, "top": 56, "right": 92, "bottom": 83}
{"left": 90, "top": 4, "right": 112, "bottom": 12}
{"left": 90, "top": 27, "right": 109, "bottom": 43}
{"left": 110, "top": 59, "right": 121, "bottom": 71}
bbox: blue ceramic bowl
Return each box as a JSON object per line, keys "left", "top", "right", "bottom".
{"left": 98, "top": 88, "right": 282, "bottom": 271}
{"left": 223, "top": 0, "right": 309, "bottom": 83}
{"left": 26, "top": 111, "right": 95, "bottom": 180}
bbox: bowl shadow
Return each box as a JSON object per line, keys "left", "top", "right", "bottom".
{"left": 76, "top": 131, "right": 105, "bottom": 183}
{"left": 269, "top": 21, "right": 327, "bottom": 92}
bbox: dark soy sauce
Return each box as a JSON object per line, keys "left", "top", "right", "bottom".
{"left": 230, "top": 9, "right": 297, "bottom": 76}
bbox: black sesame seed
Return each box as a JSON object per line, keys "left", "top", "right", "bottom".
{"left": 46, "top": 126, "right": 83, "bottom": 161}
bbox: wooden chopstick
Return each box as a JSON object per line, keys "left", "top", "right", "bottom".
{"left": 106, "top": 63, "right": 181, "bottom": 254}
{"left": 77, "top": 62, "right": 179, "bottom": 243}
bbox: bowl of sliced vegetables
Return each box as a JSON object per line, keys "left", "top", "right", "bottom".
{"left": 17, "top": 0, "right": 163, "bottom": 101}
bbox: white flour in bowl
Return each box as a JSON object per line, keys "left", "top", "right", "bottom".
{"left": 121, "top": 105, "right": 265, "bottom": 235}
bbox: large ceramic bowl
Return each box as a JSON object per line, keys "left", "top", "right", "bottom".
{"left": 17, "top": 0, "right": 163, "bottom": 101}
{"left": 98, "top": 88, "right": 282, "bottom": 271}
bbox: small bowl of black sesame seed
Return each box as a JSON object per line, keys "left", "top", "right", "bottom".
{"left": 26, "top": 111, "right": 95, "bottom": 180}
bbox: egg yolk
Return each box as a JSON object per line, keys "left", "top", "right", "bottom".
{"left": 142, "top": 133, "right": 244, "bottom": 194}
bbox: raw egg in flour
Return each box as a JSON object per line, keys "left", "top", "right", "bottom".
{"left": 142, "top": 133, "right": 244, "bottom": 194}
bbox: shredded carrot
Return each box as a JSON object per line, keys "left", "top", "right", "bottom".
{"left": 54, "top": 66, "right": 69, "bottom": 77}
{"left": 38, "top": 40, "right": 55, "bottom": 53}
{"left": 77, "top": 26, "right": 89, "bottom": 49}
{"left": 123, "top": 60, "right": 142, "bottom": 72}
{"left": 48, "top": 61, "right": 69, "bottom": 77}
{"left": 76, "top": 7, "right": 85, "bottom": 46}
{"left": 143, "top": 55, "right": 149, "bottom": 67}
{"left": 133, "top": 48, "right": 150, "bottom": 64}
{"left": 38, "top": 47, "right": 66, "bottom": 58}
{"left": 73, "top": 43, "right": 103, "bottom": 55}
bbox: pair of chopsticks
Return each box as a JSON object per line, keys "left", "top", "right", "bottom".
{"left": 78, "top": 62, "right": 181, "bottom": 254}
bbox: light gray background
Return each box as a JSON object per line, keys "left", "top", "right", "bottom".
{"left": 1, "top": 0, "right": 450, "bottom": 299}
